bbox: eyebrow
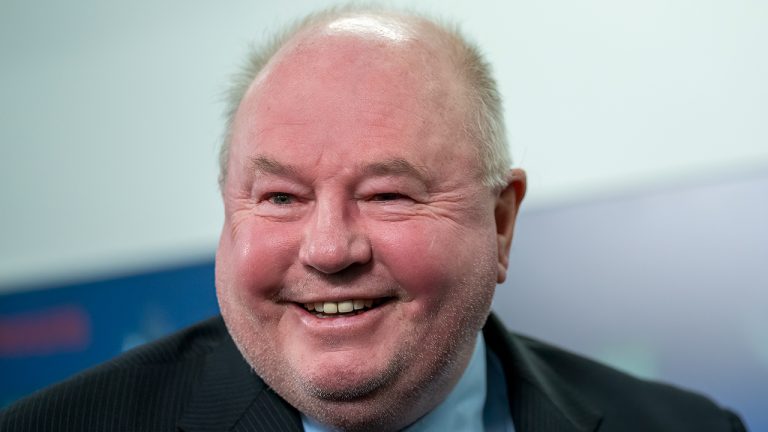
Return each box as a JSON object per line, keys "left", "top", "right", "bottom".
{"left": 249, "top": 156, "right": 299, "bottom": 177}
{"left": 360, "top": 158, "right": 432, "bottom": 184}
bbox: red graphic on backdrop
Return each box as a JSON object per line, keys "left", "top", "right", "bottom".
{"left": 0, "top": 306, "right": 91, "bottom": 356}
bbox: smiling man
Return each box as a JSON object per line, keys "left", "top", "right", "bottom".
{"left": 0, "top": 6, "right": 747, "bottom": 432}
{"left": 214, "top": 9, "right": 524, "bottom": 431}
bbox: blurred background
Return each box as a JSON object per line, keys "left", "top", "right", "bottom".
{"left": 1, "top": 0, "right": 766, "bottom": 428}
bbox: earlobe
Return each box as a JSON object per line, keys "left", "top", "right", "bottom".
{"left": 494, "top": 169, "right": 527, "bottom": 284}
{"left": 497, "top": 235, "right": 509, "bottom": 283}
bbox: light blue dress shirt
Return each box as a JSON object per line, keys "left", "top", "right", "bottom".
{"left": 301, "top": 333, "right": 515, "bottom": 431}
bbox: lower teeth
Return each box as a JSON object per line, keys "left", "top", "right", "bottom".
{"left": 314, "top": 309, "right": 367, "bottom": 318}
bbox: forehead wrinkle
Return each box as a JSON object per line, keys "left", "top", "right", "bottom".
{"left": 256, "top": 121, "right": 310, "bottom": 136}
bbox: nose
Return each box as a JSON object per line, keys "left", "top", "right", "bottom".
{"left": 299, "top": 199, "right": 372, "bottom": 274}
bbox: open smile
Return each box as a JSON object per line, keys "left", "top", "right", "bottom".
{"left": 299, "top": 298, "right": 393, "bottom": 318}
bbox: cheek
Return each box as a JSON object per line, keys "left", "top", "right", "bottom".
{"left": 372, "top": 221, "right": 498, "bottom": 304}
{"left": 217, "top": 219, "right": 300, "bottom": 303}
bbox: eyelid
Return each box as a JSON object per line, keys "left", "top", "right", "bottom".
{"left": 265, "top": 192, "right": 296, "bottom": 204}
{"left": 359, "top": 175, "right": 427, "bottom": 197}
{"left": 253, "top": 191, "right": 305, "bottom": 210}
{"left": 371, "top": 192, "right": 407, "bottom": 200}
{"left": 367, "top": 192, "right": 420, "bottom": 205}
{"left": 251, "top": 177, "right": 308, "bottom": 201}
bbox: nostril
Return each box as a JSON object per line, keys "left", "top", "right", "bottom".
{"left": 300, "top": 234, "right": 372, "bottom": 274}
{"left": 300, "top": 230, "right": 345, "bottom": 270}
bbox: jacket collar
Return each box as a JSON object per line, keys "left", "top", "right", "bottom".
{"left": 177, "top": 318, "right": 302, "bottom": 432}
{"left": 483, "top": 313, "right": 603, "bottom": 432}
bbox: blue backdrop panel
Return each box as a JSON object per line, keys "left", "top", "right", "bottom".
{"left": 0, "top": 260, "right": 218, "bottom": 408}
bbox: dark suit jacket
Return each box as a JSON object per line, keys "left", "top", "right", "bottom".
{"left": 0, "top": 314, "right": 747, "bottom": 431}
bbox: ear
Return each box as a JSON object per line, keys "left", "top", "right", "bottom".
{"left": 495, "top": 169, "right": 526, "bottom": 284}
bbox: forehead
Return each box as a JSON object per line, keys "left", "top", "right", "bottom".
{"left": 229, "top": 16, "right": 478, "bottom": 176}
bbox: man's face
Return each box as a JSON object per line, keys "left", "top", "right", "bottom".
{"left": 216, "top": 21, "right": 522, "bottom": 429}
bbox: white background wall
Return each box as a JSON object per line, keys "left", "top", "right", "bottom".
{"left": 2, "top": 0, "right": 767, "bottom": 290}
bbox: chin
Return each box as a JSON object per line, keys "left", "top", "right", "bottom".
{"left": 294, "top": 348, "right": 405, "bottom": 400}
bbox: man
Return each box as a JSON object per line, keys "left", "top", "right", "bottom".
{"left": 1, "top": 6, "right": 747, "bottom": 432}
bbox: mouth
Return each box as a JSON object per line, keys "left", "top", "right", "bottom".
{"left": 300, "top": 298, "right": 392, "bottom": 318}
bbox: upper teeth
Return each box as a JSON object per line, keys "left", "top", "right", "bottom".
{"left": 304, "top": 299, "right": 374, "bottom": 314}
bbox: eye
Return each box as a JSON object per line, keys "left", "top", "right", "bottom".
{"left": 266, "top": 192, "right": 296, "bottom": 205}
{"left": 371, "top": 192, "right": 407, "bottom": 202}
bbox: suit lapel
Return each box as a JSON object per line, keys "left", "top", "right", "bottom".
{"left": 177, "top": 324, "right": 303, "bottom": 432}
{"left": 484, "top": 314, "right": 603, "bottom": 432}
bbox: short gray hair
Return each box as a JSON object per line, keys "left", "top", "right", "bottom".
{"left": 219, "top": 5, "right": 511, "bottom": 191}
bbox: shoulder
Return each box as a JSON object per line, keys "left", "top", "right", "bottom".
{"left": 518, "top": 336, "right": 744, "bottom": 424}
{"left": 0, "top": 316, "right": 227, "bottom": 432}
{"left": 511, "top": 331, "right": 746, "bottom": 431}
